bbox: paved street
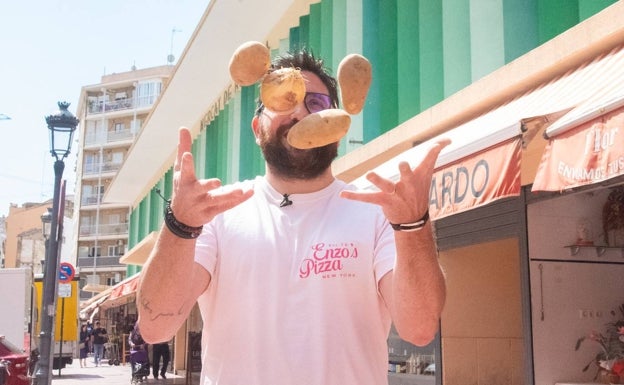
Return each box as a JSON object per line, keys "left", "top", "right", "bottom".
{"left": 50, "top": 361, "right": 198, "bottom": 385}
{"left": 47, "top": 362, "right": 436, "bottom": 385}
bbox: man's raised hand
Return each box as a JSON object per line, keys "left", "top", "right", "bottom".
{"left": 340, "top": 138, "right": 450, "bottom": 225}
{"left": 169, "top": 127, "right": 254, "bottom": 228}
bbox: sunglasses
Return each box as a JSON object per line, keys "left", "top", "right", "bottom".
{"left": 257, "top": 92, "right": 333, "bottom": 116}
{"left": 303, "top": 92, "right": 333, "bottom": 114}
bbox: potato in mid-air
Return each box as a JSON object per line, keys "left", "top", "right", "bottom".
{"left": 287, "top": 109, "right": 351, "bottom": 149}
{"left": 337, "top": 54, "right": 372, "bottom": 115}
{"left": 260, "top": 67, "right": 306, "bottom": 114}
{"left": 229, "top": 41, "right": 271, "bottom": 86}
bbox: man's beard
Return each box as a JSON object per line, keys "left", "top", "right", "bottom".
{"left": 258, "top": 121, "right": 338, "bottom": 180}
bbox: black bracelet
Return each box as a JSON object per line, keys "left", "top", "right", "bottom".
{"left": 390, "top": 211, "right": 430, "bottom": 232}
{"left": 163, "top": 201, "right": 203, "bottom": 239}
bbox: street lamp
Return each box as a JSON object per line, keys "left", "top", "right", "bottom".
{"left": 41, "top": 208, "right": 52, "bottom": 240}
{"left": 35, "top": 101, "right": 78, "bottom": 385}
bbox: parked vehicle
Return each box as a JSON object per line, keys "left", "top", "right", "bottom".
{"left": 0, "top": 268, "right": 34, "bottom": 352}
{"left": 424, "top": 363, "right": 435, "bottom": 375}
{"left": 0, "top": 336, "right": 29, "bottom": 385}
{"left": 32, "top": 274, "right": 79, "bottom": 369}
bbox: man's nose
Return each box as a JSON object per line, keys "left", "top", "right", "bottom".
{"left": 287, "top": 101, "right": 308, "bottom": 121}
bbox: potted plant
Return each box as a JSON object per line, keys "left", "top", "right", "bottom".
{"left": 576, "top": 304, "right": 624, "bottom": 383}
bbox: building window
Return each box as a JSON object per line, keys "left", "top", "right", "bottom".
{"left": 108, "top": 245, "right": 124, "bottom": 256}
{"left": 136, "top": 80, "right": 163, "bottom": 107}
{"left": 89, "top": 246, "right": 101, "bottom": 257}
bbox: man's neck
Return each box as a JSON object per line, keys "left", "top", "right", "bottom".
{"left": 265, "top": 167, "right": 335, "bottom": 195}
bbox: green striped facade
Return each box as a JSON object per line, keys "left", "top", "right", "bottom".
{"left": 126, "top": 0, "right": 615, "bottom": 275}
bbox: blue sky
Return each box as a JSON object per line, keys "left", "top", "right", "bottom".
{"left": 0, "top": 0, "right": 207, "bottom": 217}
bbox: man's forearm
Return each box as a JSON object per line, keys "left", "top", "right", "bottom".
{"left": 391, "top": 223, "right": 446, "bottom": 346}
{"left": 137, "top": 225, "right": 205, "bottom": 343}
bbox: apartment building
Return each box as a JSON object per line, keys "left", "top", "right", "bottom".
{"left": 74, "top": 65, "right": 173, "bottom": 300}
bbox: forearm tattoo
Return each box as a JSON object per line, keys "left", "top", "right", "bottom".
{"left": 140, "top": 297, "right": 185, "bottom": 321}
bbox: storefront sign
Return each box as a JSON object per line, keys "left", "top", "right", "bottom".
{"left": 430, "top": 137, "right": 521, "bottom": 220}
{"left": 532, "top": 106, "right": 624, "bottom": 191}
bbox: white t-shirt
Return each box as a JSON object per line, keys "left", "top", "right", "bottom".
{"left": 194, "top": 176, "right": 396, "bottom": 385}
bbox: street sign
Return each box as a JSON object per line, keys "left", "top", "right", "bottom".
{"left": 58, "top": 283, "right": 72, "bottom": 298}
{"left": 58, "top": 262, "right": 75, "bottom": 283}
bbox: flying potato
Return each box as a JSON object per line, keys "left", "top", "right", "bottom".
{"left": 229, "top": 41, "right": 271, "bottom": 86}
{"left": 287, "top": 109, "right": 351, "bottom": 149}
{"left": 337, "top": 54, "right": 372, "bottom": 115}
{"left": 260, "top": 67, "right": 306, "bottom": 114}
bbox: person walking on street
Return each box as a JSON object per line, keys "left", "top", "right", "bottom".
{"left": 137, "top": 49, "right": 448, "bottom": 385}
{"left": 129, "top": 321, "right": 150, "bottom": 383}
{"left": 91, "top": 320, "right": 108, "bottom": 367}
{"left": 86, "top": 321, "right": 93, "bottom": 354}
{"left": 151, "top": 342, "right": 170, "bottom": 379}
{"left": 79, "top": 324, "right": 90, "bottom": 368}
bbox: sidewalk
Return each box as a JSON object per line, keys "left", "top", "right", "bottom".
{"left": 50, "top": 361, "right": 196, "bottom": 385}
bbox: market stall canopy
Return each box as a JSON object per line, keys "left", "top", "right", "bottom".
{"left": 100, "top": 273, "right": 140, "bottom": 310}
{"left": 82, "top": 283, "right": 112, "bottom": 293}
{"left": 80, "top": 290, "right": 111, "bottom": 321}
{"left": 119, "top": 231, "right": 158, "bottom": 266}
{"left": 353, "top": 44, "right": 624, "bottom": 219}
{"left": 532, "top": 46, "right": 624, "bottom": 192}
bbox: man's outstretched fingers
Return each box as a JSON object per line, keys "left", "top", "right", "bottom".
{"left": 175, "top": 127, "right": 193, "bottom": 171}
{"left": 179, "top": 152, "right": 198, "bottom": 184}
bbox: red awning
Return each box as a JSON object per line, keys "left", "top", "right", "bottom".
{"left": 100, "top": 274, "right": 140, "bottom": 310}
{"left": 532, "top": 105, "right": 624, "bottom": 192}
{"left": 430, "top": 137, "right": 522, "bottom": 220}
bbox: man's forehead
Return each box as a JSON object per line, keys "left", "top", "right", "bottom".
{"left": 301, "top": 70, "right": 329, "bottom": 94}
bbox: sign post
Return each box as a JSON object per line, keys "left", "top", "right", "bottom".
{"left": 57, "top": 262, "right": 74, "bottom": 376}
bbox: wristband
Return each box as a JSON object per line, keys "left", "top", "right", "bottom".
{"left": 390, "top": 211, "right": 429, "bottom": 232}
{"left": 164, "top": 202, "right": 203, "bottom": 239}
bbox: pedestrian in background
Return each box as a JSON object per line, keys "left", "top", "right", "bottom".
{"left": 79, "top": 324, "right": 90, "bottom": 368}
{"left": 152, "top": 342, "right": 170, "bottom": 379}
{"left": 86, "top": 321, "right": 93, "bottom": 354}
{"left": 91, "top": 320, "right": 108, "bottom": 366}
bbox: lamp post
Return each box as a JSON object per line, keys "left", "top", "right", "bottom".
{"left": 35, "top": 101, "right": 78, "bottom": 385}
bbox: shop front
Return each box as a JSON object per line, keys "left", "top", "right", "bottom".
{"left": 79, "top": 274, "right": 141, "bottom": 366}
{"left": 353, "top": 43, "right": 624, "bottom": 385}
{"left": 528, "top": 71, "right": 624, "bottom": 384}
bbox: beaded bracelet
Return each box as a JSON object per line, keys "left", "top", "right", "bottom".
{"left": 390, "top": 211, "right": 430, "bottom": 232}
{"left": 163, "top": 201, "right": 203, "bottom": 239}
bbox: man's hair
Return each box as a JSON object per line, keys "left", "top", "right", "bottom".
{"left": 255, "top": 49, "right": 339, "bottom": 116}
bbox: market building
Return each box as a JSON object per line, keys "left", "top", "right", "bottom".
{"left": 94, "top": 1, "right": 624, "bottom": 384}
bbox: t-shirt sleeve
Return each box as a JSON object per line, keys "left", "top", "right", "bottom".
{"left": 373, "top": 218, "right": 396, "bottom": 285}
{"left": 194, "top": 221, "right": 218, "bottom": 276}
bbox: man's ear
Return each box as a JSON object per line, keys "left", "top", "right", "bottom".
{"left": 251, "top": 115, "right": 261, "bottom": 144}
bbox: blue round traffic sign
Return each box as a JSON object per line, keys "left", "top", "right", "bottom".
{"left": 59, "top": 262, "right": 75, "bottom": 283}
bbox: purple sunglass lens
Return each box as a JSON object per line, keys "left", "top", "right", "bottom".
{"left": 304, "top": 92, "right": 332, "bottom": 114}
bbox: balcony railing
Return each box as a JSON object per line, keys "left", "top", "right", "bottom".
{"left": 83, "top": 161, "right": 122, "bottom": 175}
{"left": 81, "top": 194, "right": 104, "bottom": 206}
{"left": 88, "top": 99, "right": 133, "bottom": 114}
{"left": 77, "top": 255, "right": 123, "bottom": 268}
{"left": 79, "top": 222, "right": 129, "bottom": 237}
{"left": 87, "top": 95, "right": 159, "bottom": 115}
{"left": 84, "top": 128, "right": 134, "bottom": 146}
